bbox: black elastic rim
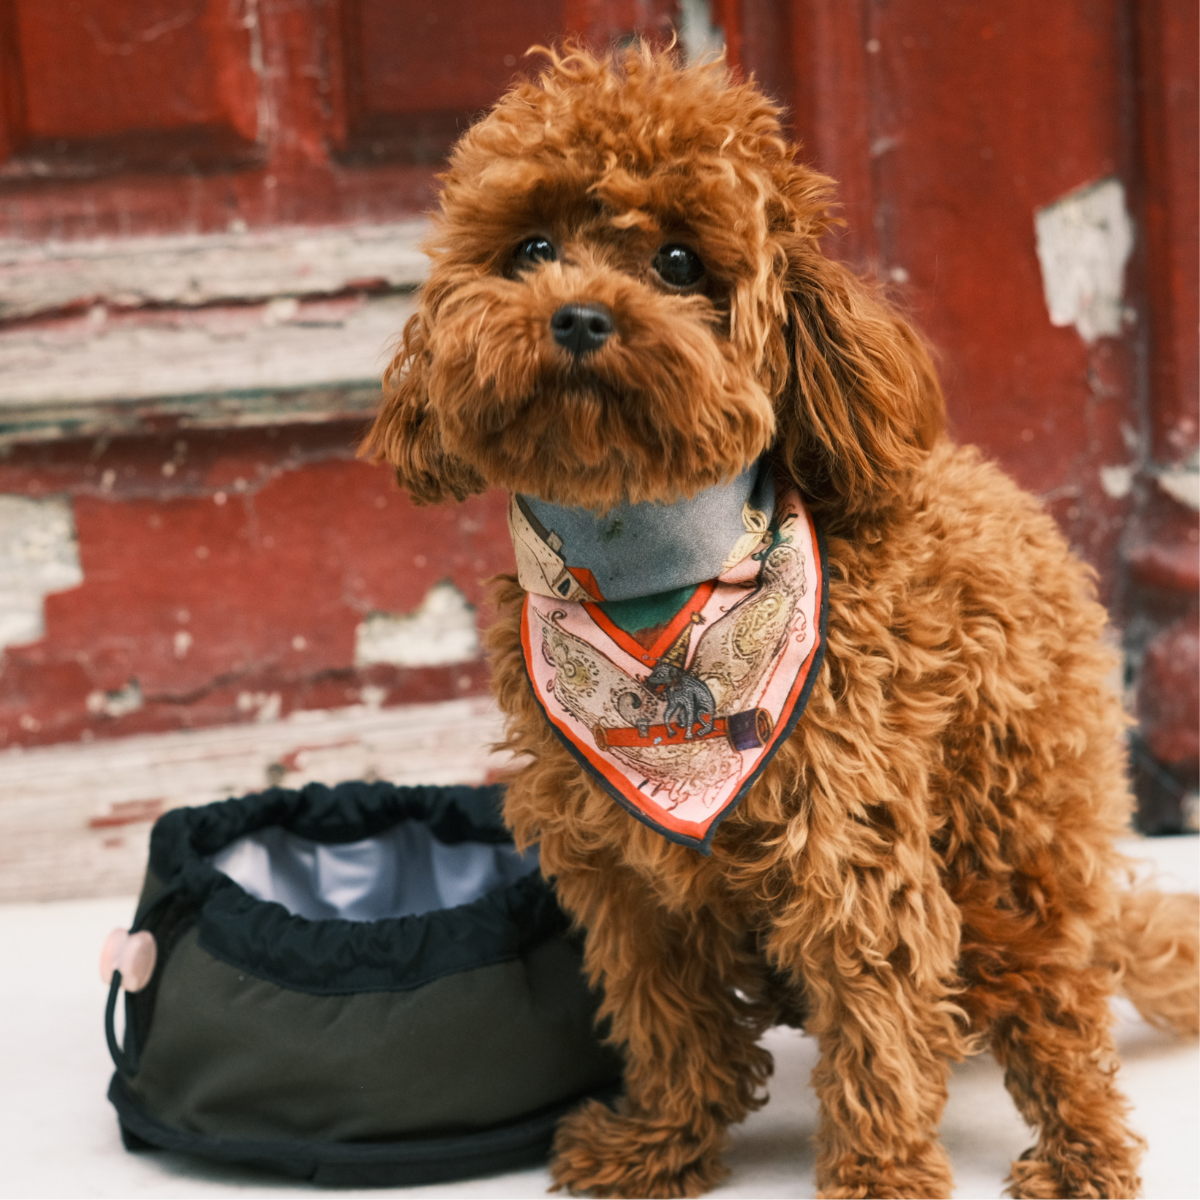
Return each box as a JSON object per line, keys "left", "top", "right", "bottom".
{"left": 196, "top": 867, "right": 566, "bottom": 995}
{"left": 149, "top": 781, "right": 513, "bottom": 880}
{"left": 142, "top": 782, "right": 567, "bottom": 995}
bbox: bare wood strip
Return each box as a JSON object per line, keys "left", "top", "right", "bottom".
{"left": 0, "top": 292, "right": 415, "bottom": 413}
{"left": 0, "top": 697, "right": 509, "bottom": 903}
{"left": 0, "top": 221, "right": 430, "bottom": 321}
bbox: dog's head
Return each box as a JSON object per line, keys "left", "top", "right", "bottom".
{"left": 363, "top": 44, "right": 944, "bottom": 525}
{"left": 644, "top": 659, "right": 682, "bottom": 695}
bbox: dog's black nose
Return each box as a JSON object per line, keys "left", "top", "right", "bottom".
{"left": 550, "top": 304, "right": 615, "bottom": 357}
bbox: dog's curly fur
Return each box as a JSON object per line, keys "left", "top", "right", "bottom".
{"left": 363, "top": 45, "right": 1199, "bottom": 1200}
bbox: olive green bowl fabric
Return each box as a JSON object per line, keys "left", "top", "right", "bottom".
{"left": 106, "top": 781, "right": 623, "bottom": 1186}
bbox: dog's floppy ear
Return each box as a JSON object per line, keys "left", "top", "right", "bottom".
{"left": 771, "top": 243, "right": 945, "bottom": 525}
{"left": 359, "top": 313, "right": 485, "bottom": 505}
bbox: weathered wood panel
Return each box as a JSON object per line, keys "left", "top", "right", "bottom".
{"left": 0, "top": 291, "right": 414, "bottom": 408}
{"left": 0, "top": 223, "right": 427, "bottom": 437}
{"left": 0, "top": 220, "right": 428, "bottom": 320}
{"left": 0, "top": 432, "right": 515, "bottom": 751}
{"left": 0, "top": 0, "right": 262, "bottom": 181}
{"left": 0, "top": 696, "right": 509, "bottom": 901}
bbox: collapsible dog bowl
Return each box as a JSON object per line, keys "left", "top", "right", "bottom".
{"left": 104, "top": 781, "right": 623, "bottom": 1186}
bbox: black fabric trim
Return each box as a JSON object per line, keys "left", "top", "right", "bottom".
{"left": 139, "top": 782, "right": 568, "bottom": 996}
{"left": 524, "top": 518, "right": 831, "bottom": 856}
{"left": 108, "top": 1072, "right": 620, "bottom": 1188}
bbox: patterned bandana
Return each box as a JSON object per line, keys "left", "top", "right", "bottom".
{"left": 512, "top": 460, "right": 827, "bottom": 854}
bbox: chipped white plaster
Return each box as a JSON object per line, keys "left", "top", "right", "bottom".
{"left": 86, "top": 679, "right": 143, "bottom": 719}
{"left": 1099, "top": 464, "right": 1135, "bottom": 500}
{"left": 1157, "top": 465, "right": 1200, "bottom": 512}
{"left": 679, "top": 0, "right": 725, "bottom": 64}
{"left": 0, "top": 496, "right": 83, "bottom": 650}
{"left": 1034, "top": 179, "right": 1133, "bottom": 342}
{"left": 355, "top": 582, "right": 480, "bottom": 669}
{"left": 263, "top": 296, "right": 300, "bottom": 325}
{"left": 236, "top": 691, "right": 282, "bottom": 723}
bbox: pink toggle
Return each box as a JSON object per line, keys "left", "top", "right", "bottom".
{"left": 99, "top": 928, "right": 127, "bottom": 984}
{"left": 99, "top": 927, "right": 157, "bottom": 992}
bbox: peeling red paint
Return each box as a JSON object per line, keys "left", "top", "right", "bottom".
{"left": 1129, "top": 536, "right": 1200, "bottom": 593}
{"left": 0, "top": 423, "right": 514, "bottom": 748}
{"left": 0, "top": 2, "right": 1193, "bottom": 837}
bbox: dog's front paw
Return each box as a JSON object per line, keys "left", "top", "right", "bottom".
{"left": 816, "top": 1145, "right": 954, "bottom": 1199}
{"left": 1007, "top": 1145, "right": 1142, "bottom": 1199}
{"left": 550, "top": 1098, "right": 727, "bottom": 1199}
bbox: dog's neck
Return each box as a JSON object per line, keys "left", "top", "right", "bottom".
{"left": 509, "top": 460, "right": 776, "bottom": 605}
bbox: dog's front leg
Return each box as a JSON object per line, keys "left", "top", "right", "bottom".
{"left": 768, "top": 862, "right": 967, "bottom": 1199}
{"left": 549, "top": 866, "right": 772, "bottom": 1199}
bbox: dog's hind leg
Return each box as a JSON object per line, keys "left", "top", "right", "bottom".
{"left": 947, "top": 723, "right": 1147, "bottom": 1196}
{"left": 984, "top": 963, "right": 1143, "bottom": 1200}
{"left": 548, "top": 866, "right": 772, "bottom": 1199}
{"left": 958, "top": 882, "right": 1144, "bottom": 1198}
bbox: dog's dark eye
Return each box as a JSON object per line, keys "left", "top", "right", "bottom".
{"left": 514, "top": 236, "right": 557, "bottom": 268}
{"left": 653, "top": 244, "right": 705, "bottom": 288}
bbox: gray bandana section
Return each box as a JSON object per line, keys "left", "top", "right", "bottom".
{"left": 517, "top": 460, "right": 775, "bottom": 602}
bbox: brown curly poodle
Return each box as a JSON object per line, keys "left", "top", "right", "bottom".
{"left": 364, "top": 44, "right": 1199, "bottom": 1200}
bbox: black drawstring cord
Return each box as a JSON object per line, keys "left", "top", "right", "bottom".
{"left": 103, "top": 881, "right": 185, "bottom": 1077}
{"left": 105, "top": 970, "right": 138, "bottom": 1076}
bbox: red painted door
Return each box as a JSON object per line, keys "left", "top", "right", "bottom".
{"left": 731, "top": 0, "right": 1198, "bottom": 831}
{"left": 0, "top": 1, "right": 1194, "bottom": 903}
